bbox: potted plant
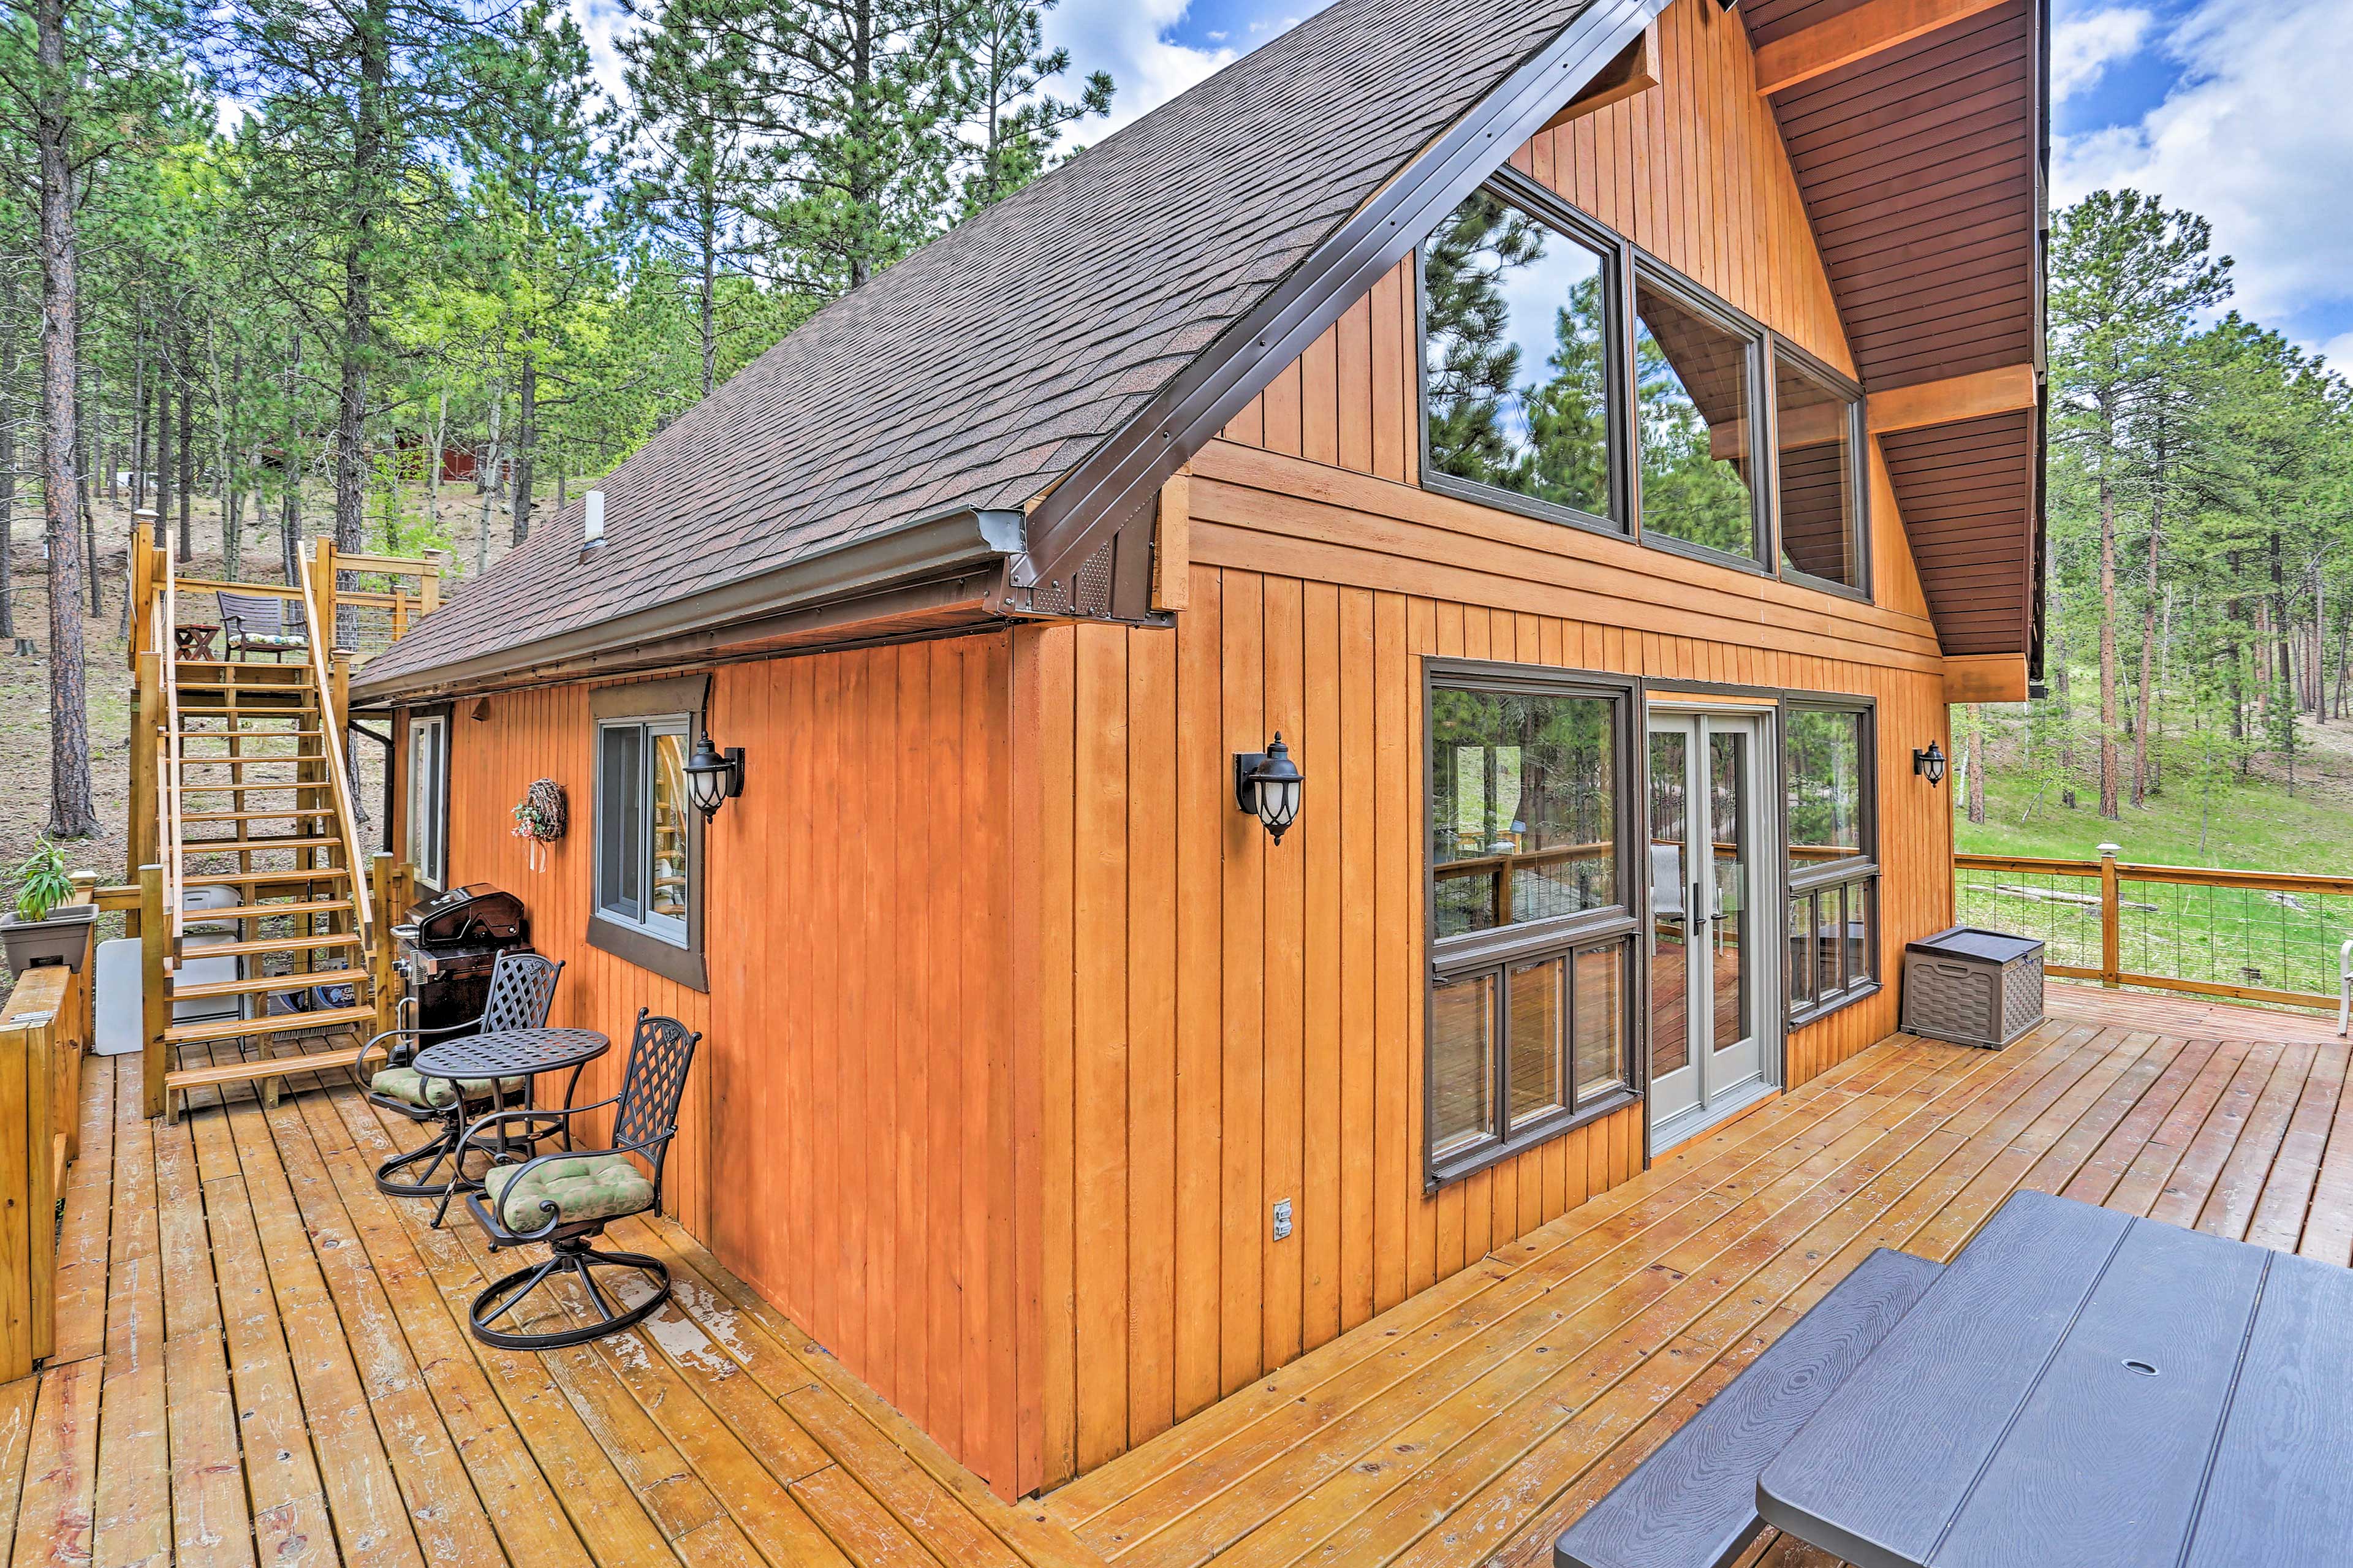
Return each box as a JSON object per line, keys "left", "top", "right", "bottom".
{"left": 1, "top": 839, "right": 96, "bottom": 975}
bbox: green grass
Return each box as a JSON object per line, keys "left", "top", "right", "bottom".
{"left": 1954, "top": 760, "right": 2353, "bottom": 874}
{"left": 1953, "top": 735, "right": 2353, "bottom": 1004}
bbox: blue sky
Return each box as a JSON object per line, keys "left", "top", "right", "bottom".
{"left": 574, "top": 0, "right": 2353, "bottom": 366}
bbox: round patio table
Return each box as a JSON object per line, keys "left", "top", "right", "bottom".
{"left": 411, "top": 1027, "right": 608, "bottom": 1224}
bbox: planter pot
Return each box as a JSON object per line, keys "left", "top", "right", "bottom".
{"left": 2, "top": 904, "right": 98, "bottom": 976}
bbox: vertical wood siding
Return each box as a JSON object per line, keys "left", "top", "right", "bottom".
{"left": 442, "top": 636, "right": 1024, "bottom": 1493}
{"left": 1026, "top": 0, "right": 1953, "bottom": 1493}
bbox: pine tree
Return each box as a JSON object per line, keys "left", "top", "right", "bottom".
{"left": 953, "top": 0, "right": 1110, "bottom": 213}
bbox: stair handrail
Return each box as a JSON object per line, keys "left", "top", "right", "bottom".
{"left": 294, "top": 543, "right": 374, "bottom": 947}
{"left": 156, "top": 540, "right": 184, "bottom": 953}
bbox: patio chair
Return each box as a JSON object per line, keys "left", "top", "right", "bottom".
{"left": 215, "top": 589, "right": 309, "bottom": 661}
{"left": 457, "top": 1009, "right": 700, "bottom": 1350}
{"left": 2340, "top": 939, "right": 2352, "bottom": 1036}
{"left": 359, "top": 950, "right": 564, "bottom": 1213}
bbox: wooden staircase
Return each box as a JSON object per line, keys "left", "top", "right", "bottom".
{"left": 132, "top": 536, "right": 407, "bottom": 1123}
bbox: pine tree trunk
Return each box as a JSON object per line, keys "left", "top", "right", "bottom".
{"left": 335, "top": 0, "right": 390, "bottom": 578}
{"left": 156, "top": 335, "right": 175, "bottom": 552}
{"left": 428, "top": 390, "right": 444, "bottom": 536}
{"left": 2270, "top": 532, "right": 2295, "bottom": 788}
{"left": 476, "top": 390, "right": 501, "bottom": 577}
{"left": 176, "top": 327, "right": 194, "bottom": 564}
{"left": 2054, "top": 622, "right": 2077, "bottom": 809}
{"left": 129, "top": 327, "right": 146, "bottom": 515}
{"left": 2131, "top": 463, "right": 2162, "bottom": 807}
{"left": 279, "top": 330, "right": 302, "bottom": 586}
{"left": 512, "top": 350, "right": 535, "bottom": 544}
{"left": 1, "top": 279, "right": 17, "bottom": 645}
{"left": 699, "top": 213, "right": 717, "bottom": 396}
{"left": 2097, "top": 462, "right": 2120, "bottom": 819}
{"left": 35, "top": 0, "right": 98, "bottom": 838}
{"left": 1966, "top": 706, "right": 1985, "bottom": 825}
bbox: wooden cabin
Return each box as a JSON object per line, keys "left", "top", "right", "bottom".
{"left": 354, "top": 0, "right": 2047, "bottom": 1502}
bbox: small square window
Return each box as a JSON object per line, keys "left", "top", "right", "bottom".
{"left": 405, "top": 713, "right": 448, "bottom": 890}
{"left": 595, "top": 715, "right": 691, "bottom": 947}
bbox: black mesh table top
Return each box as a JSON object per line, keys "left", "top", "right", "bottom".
{"left": 413, "top": 1028, "right": 608, "bottom": 1081}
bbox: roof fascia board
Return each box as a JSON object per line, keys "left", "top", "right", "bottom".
{"left": 354, "top": 506, "right": 1024, "bottom": 704}
{"left": 1012, "top": 0, "right": 1672, "bottom": 614}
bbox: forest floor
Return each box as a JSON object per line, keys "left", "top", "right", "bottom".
{"left": 0, "top": 483, "right": 499, "bottom": 988}
{"left": 1957, "top": 715, "right": 2353, "bottom": 873}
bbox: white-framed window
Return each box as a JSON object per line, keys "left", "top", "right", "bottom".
{"left": 594, "top": 714, "right": 692, "bottom": 947}
{"left": 406, "top": 712, "right": 449, "bottom": 890}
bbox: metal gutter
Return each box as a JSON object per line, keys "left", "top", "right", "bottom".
{"left": 352, "top": 506, "right": 1026, "bottom": 705}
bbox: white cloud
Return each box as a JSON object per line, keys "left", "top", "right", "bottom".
{"left": 1044, "top": 0, "right": 1238, "bottom": 140}
{"left": 2055, "top": 0, "right": 2353, "bottom": 341}
{"left": 2050, "top": 6, "right": 2149, "bottom": 101}
{"left": 2322, "top": 331, "right": 2353, "bottom": 374}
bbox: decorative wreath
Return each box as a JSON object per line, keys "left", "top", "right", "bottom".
{"left": 513, "top": 779, "right": 567, "bottom": 871}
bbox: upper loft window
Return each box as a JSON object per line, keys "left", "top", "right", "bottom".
{"left": 1771, "top": 348, "right": 1866, "bottom": 593}
{"left": 1421, "top": 187, "right": 1620, "bottom": 533}
{"left": 1632, "top": 275, "right": 1763, "bottom": 567}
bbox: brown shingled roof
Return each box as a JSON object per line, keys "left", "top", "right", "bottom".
{"left": 355, "top": 0, "right": 1650, "bottom": 702}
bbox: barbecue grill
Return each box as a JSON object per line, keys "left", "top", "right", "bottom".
{"left": 393, "top": 884, "right": 532, "bottom": 1035}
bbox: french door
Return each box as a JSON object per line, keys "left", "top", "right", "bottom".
{"left": 1646, "top": 708, "right": 1779, "bottom": 1151}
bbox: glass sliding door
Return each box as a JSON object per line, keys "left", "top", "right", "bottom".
{"left": 1646, "top": 707, "right": 1778, "bottom": 1151}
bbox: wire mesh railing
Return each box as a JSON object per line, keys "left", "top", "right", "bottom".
{"left": 1955, "top": 850, "right": 2353, "bottom": 1013}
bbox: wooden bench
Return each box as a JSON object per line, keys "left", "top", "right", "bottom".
{"left": 1555, "top": 1247, "right": 1943, "bottom": 1568}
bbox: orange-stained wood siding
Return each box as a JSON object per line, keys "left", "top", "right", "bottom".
{"left": 439, "top": 635, "right": 1025, "bottom": 1494}
{"left": 1025, "top": 0, "right": 1953, "bottom": 1494}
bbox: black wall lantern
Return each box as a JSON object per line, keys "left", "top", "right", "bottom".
{"left": 1233, "top": 733, "right": 1305, "bottom": 844}
{"left": 683, "top": 729, "right": 745, "bottom": 821}
{"left": 1914, "top": 740, "right": 1948, "bottom": 786}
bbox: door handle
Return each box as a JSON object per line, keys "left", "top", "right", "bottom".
{"left": 1691, "top": 881, "right": 1707, "bottom": 927}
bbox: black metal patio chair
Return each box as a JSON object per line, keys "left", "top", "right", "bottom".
{"left": 214, "top": 589, "right": 310, "bottom": 661}
{"left": 358, "top": 950, "right": 565, "bottom": 1211}
{"left": 456, "top": 1009, "right": 700, "bottom": 1349}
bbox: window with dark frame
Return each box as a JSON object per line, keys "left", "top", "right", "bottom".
{"left": 1784, "top": 702, "right": 1878, "bottom": 1020}
{"left": 594, "top": 714, "right": 692, "bottom": 947}
{"left": 405, "top": 712, "right": 448, "bottom": 890}
{"left": 1771, "top": 347, "right": 1865, "bottom": 593}
{"left": 1632, "top": 274, "right": 1763, "bottom": 566}
{"left": 1420, "top": 185, "right": 1621, "bottom": 532}
{"left": 1427, "top": 668, "right": 1637, "bottom": 1183}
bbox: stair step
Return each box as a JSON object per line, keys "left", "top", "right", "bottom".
{"left": 188, "top": 931, "right": 365, "bottom": 960}
{"left": 178, "top": 782, "right": 334, "bottom": 794}
{"left": 163, "top": 1004, "right": 376, "bottom": 1045}
{"left": 176, "top": 868, "right": 351, "bottom": 887}
{"left": 164, "top": 1042, "right": 365, "bottom": 1094}
{"left": 188, "top": 896, "right": 353, "bottom": 921}
{"left": 182, "top": 810, "right": 335, "bottom": 824}
{"left": 171, "top": 966, "right": 371, "bottom": 1001}
{"left": 177, "top": 730, "right": 324, "bottom": 741}
{"left": 183, "top": 835, "right": 341, "bottom": 852}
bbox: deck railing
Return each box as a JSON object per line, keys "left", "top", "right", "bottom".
{"left": 1953, "top": 849, "right": 2353, "bottom": 1012}
{"left": 0, "top": 881, "right": 94, "bottom": 1379}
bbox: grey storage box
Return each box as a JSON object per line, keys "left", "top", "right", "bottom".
{"left": 1902, "top": 926, "right": 2044, "bottom": 1049}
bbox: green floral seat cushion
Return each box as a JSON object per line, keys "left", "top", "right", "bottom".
{"left": 228, "top": 631, "right": 307, "bottom": 648}
{"left": 368, "top": 1065, "right": 529, "bottom": 1109}
{"left": 482, "top": 1154, "right": 653, "bottom": 1231}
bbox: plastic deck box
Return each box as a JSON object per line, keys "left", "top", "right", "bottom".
{"left": 1901, "top": 925, "right": 2045, "bottom": 1049}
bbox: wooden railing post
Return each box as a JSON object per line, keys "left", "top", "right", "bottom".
{"left": 140, "top": 864, "right": 169, "bottom": 1119}
{"left": 2098, "top": 843, "right": 2122, "bottom": 989}
{"left": 129, "top": 645, "right": 159, "bottom": 891}
{"left": 370, "top": 852, "right": 401, "bottom": 1035}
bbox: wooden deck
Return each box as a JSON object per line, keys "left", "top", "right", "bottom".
{"left": 1040, "top": 982, "right": 2353, "bottom": 1568}
{"left": 6, "top": 981, "right": 2350, "bottom": 1567}
{"left": 0, "top": 1050, "right": 1101, "bottom": 1568}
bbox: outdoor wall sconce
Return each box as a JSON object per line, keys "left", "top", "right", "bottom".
{"left": 1914, "top": 741, "right": 1948, "bottom": 786}
{"left": 683, "top": 730, "right": 745, "bottom": 821}
{"left": 1233, "top": 733, "right": 1305, "bottom": 844}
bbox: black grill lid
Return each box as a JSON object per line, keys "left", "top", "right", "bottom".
{"left": 403, "top": 883, "right": 528, "bottom": 949}
{"left": 1906, "top": 925, "right": 2044, "bottom": 964}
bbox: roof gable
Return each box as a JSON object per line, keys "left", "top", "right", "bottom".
{"left": 357, "top": 0, "right": 1665, "bottom": 700}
